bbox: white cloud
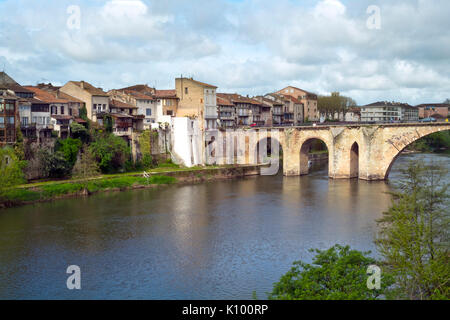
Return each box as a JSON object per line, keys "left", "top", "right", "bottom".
{"left": 0, "top": 0, "right": 449, "bottom": 105}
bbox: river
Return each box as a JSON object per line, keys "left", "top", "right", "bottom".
{"left": 0, "top": 153, "right": 448, "bottom": 299}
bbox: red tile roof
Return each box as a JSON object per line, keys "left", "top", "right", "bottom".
{"left": 110, "top": 99, "right": 137, "bottom": 109}
{"left": 154, "top": 89, "right": 178, "bottom": 99}
{"left": 24, "top": 86, "right": 69, "bottom": 104}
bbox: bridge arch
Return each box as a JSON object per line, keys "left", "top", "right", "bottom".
{"left": 350, "top": 142, "right": 359, "bottom": 178}
{"left": 299, "top": 137, "right": 330, "bottom": 175}
{"left": 383, "top": 127, "right": 450, "bottom": 179}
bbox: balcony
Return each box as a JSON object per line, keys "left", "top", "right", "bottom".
{"left": 113, "top": 127, "right": 132, "bottom": 136}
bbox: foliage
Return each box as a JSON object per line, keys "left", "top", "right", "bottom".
{"left": 38, "top": 149, "right": 73, "bottom": 178}
{"left": 79, "top": 105, "right": 88, "bottom": 121}
{"left": 0, "top": 146, "right": 26, "bottom": 199}
{"left": 317, "top": 92, "right": 357, "bottom": 117}
{"left": 103, "top": 115, "right": 114, "bottom": 133}
{"left": 409, "top": 131, "right": 450, "bottom": 154}
{"left": 70, "top": 122, "right": 90, "bottom": 143}
{"left": 376, "top": 161, "right": 449, "bottom": 300}
{"left": 89, "top": 133, "right": 131, "bottom": 173}
{"left": 72, "top": 147, "right": 100, "bottom": 180}
{"left": 269, "top": 245, "right": 392, "bottom": 300}
{"left": 55, "top": 138, "right": 82, "bottom": 167}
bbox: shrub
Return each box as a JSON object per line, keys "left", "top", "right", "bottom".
{"left": 89, "top": 133, "right": 131, "bottom": 173}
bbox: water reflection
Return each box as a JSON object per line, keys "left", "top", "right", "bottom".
{"left": 0, "top": 153, "right": 448, "bottom": 299}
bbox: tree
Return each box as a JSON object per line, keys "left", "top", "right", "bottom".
{"left": 38, "top": 149, "right": 73, "bottom": 178}
{"left": 269, "top": 245, "right": 392, "bottom": 300}
{"left": 72, "top": 147, "right": 100, "bottom": 180}
{"left": 70, "top": 122, "right": 90, "bottom": 143}
{"left": 89, "top": 133, "right": 130, "bottom": 173}
{"left": 55, "top": 138, "right": 82, "bottom": 167}
{"left": 318, "top": 92, "right": 357, "bottom": 120}
{"left": 376, "top": 161, "right": 449, "bottom": 300}
{"left": 0, "top": 146, "right": 26, "bottom": 199}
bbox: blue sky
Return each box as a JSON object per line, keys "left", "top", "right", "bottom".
{"left": 0, "top": 0, "right": 449, "bottom": 105}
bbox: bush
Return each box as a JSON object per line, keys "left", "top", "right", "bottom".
{"left": 70, "top": 122, "right": 90, "bottom": 143}
{"left": 55, "top": 138, "right": 82, "bottom": 167}
{"left": 0, "top": 146, "right": 26, "bottom": 199}
{"left": 38, "top": 149, "right": 73, "bottom": 178}
{"left": 269, "top": 245, "right": 393, "bottom": 300}
{"left": 89, "top": 133, "right": 131, "bottom": 173}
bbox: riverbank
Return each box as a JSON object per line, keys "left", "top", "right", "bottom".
{"left": 0, "top": 165, "right": 262, "bottom": 209}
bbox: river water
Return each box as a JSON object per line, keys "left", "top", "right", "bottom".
{"left": 0, "top": 153, "right": 448, "bottom": 299}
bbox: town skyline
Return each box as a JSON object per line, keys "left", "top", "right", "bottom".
{"left": 0, "top": 0, "right": 449, "bottom": 105}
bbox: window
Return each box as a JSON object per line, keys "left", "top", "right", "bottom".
{"left": 166, "top": 110, "right": 173, "bottom": 116}
{"left": 21, "top": 117, "right": 28, "bottom": 126}
{"left": 51, "top": 105, "right": 57, "bottom": 115}
{"left": 185, "top": 87, "right": 188, "bottom": 94}
{"left": 146, "top": 108, "right": 152, "bottom": 116}
{"left": 32, "top": 117, "right": 37, "bottom": 124}
{"left": 103, "top": 104, "right": 106, "bottom": 110}
{"left": 0, "top": 117, "right": 4, "bottom": 128}
{"left": 60, "top": 106, "right": 64, "bottom": 115}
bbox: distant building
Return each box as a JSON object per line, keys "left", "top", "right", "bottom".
{"left": 216, "top": 95, "right": 236, "bottom": 128}
{"left": 344, "top": 107, "right": 361, "bottom": 122}
{"left": 108, "top": 89, "right": 157, "bottom": 129}
{"left": 175, "top": 77, "right": 218, "bottom": 130}
{"left": 25, "top": 86, "right": 74, "bottom": 139}
{"left": 60, "top": 81, "right": 109, "bottom": 122}
{"left": 276, "top": 86, "right": 319, "bottom": 121}
{"left": 361, "top": 101, "right": 419, "bottom": 122}
{"left": 154, "top": 89, "right": 179, "bottom": 122}
{"left": 415, "top": 103, "right": 449, "bottom": 121}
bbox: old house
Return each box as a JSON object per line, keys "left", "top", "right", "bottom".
{"left": 217, "top": 95, "right": 236, "bottom": 128}
{"left": 154, "top": 89, "right": 178, "bottom": 123}
{"left": 60, "top": 81, "right": 109, "bottom": 122}
{"left": 25, "top": 86, "right": 73, "bottom": 139}
{"left": 276, "top": 86, "right": 319, "bottom": 121}
{"left": 416, "top": 103, "right": 449, "bottom": 121}
{"left": 108, "top": 89, "right": 157, "bottom": 129}
{"left": 175, "top": 77, "right": 218, "bottom": 130}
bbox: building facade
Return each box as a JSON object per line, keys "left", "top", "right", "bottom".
{"left": 60, "top": 81, "right": 109, "bottom": 122}
{"left": 361, "top": 101, "right": 419, "bottom": 122}
{"left": 416, "top": 104, "right": 449, "bottom": 120}
{"left": 175, "top": 78, "right": 218, "bottom": 130}
{"left": 276, "top": 86, "right": 319, "bottom": 121}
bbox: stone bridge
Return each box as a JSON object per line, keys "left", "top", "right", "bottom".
{"left": 205, "top": 122, "right": 450, "bottom": 180}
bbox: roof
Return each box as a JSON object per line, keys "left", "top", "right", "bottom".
{"left": 118, "top": 84, "right": 155, "bottom": 95}
{"left": 154, "top": 89, "right": 178, "bottom": 99}
{"left": 24, "top": 86, "right": 69, "bottom": 104}
{"left": 0, "top": 72, "right": 33, "bottom": 94}
{"left": 217, "top": 93, "right": 260, "bottom": 105}
{"left": 123, "top": 90, "right": 154, "bottom": 100}
{"left": 416, "top": 103, "right": 449, "bottom": 109}
{"left": 74, "top": 117, "right": 87, "bottom": 124}
{"left": 51, "top": 115, "right": 72, "bottom": 120}
{"left": 56, "top": 91, "right": 85, "bottom": 104}
{"left": 282, "top": 95, "right": 303, "bottom": 104}
{"left": 278, "top": 86, "right": 318, "bottom": 99}
{"left": 217, "top": 96, "right": 234, "bottom": 106}
{"left": 363, "top": 101, "right": 413, "bottom": 108}
{"left": 110, "top": 113, "right": 134, "bottom": 119}
{"left": 177, "top": 78, "right": 217, "bottom": 88}
{"left": 70, "top": 81, "right": 108, "bottom": 96}
{"left": 109, "top": 99, "right": 137, "bottom": 109}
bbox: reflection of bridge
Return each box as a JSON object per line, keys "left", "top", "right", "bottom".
{"left": 207, "top": 123, "right": 450, "bottom": 180}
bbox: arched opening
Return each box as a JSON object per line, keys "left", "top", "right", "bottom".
{"left": 385, "top": 129, "right": 450, "bottom": 179}
{"left": 350, "top": 142, "right": 359, "bottom": 178}
{"left": 299, "top": 138, "right": 329, "bottom": 176}
{"left": 256, "top": 137, "right": 283, "bottom": 174}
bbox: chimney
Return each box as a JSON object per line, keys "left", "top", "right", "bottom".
{"left": 80, "top": 81, "right": 85, "bottom": 89}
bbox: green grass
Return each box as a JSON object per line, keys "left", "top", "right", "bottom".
{"left": 2, "top": 175, "right": 177, "bottom": 204}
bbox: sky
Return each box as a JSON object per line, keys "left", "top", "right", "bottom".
{"left": 0, "top": 0, "right": 449, "bottom": 105}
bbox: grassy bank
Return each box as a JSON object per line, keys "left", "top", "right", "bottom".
{"left": 2, "top": 175, "right": 177, "bottom": 205}
{"left": 0, "top": 164, "right": 262, "bottom": 208}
